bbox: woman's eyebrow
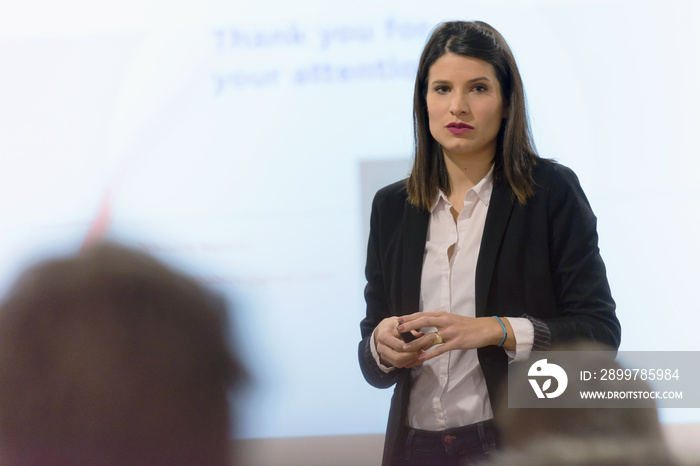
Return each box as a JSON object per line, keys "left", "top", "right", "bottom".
{"left": 467, "top": 76, "right": 491, "bottom": 83}
{"left": 430, "top": 76, "right": 491, "bottom": 84}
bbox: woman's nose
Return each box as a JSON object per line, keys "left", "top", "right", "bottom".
{"left": 449, "top": 95, "right": 469, "bottom": 115}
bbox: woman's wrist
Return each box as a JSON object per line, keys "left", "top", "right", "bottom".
{"left": 492, "top": 316, "right": 507, "bottom": 347}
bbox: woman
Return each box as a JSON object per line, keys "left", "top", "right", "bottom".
{"left": 358, "top": 21, "right": 620, "bottom": 466}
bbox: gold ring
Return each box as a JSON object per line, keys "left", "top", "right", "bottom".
{"left": 434, "top": 332, "right": 443, "bottom": 345}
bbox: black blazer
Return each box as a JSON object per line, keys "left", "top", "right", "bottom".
{"left": 358, "top": 160, "right": 621, "bottom": 466}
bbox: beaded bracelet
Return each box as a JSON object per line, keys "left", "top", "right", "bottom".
{"left": 492, "top": 316, "right": 507, "bottom": 347}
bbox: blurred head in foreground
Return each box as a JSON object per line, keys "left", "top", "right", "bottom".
{"left": 495, "top": 342, "right": 668, "bottom": 457}
{"left": 484, "top": 437, "right": 681, "bottom": 466}
{"left": 0, "top": 243, "right": 242, "bottom": 466}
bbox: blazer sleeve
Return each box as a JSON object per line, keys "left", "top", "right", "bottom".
{"left": 542, "top": 163, "right": 621, "bottom": 348}
{"left": 358, "top": 189, "right": 401, "bottom": 389}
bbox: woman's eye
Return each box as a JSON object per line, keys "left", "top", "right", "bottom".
{"left": 473, "top": 85, "right": 487, "bottom": 93}
{"left": 434, "top": 85, "right": 450, "bottom": 94}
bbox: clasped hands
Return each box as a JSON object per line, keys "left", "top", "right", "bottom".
{"left": 374, "top": 311, "right": 512, "bottom": 369}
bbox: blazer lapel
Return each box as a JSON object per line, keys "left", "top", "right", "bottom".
{"left": 475, "top": 181, "right": 515, "bottom": 317}
{"left": 401, "top": 200, "right": 429, "bottom": 316}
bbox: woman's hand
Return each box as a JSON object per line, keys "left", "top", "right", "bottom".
{"left": 374, "top": 317, "right": 428, "bottom": 369}
{"left": 396, "top": 311, "right": 515, "bottom": 362}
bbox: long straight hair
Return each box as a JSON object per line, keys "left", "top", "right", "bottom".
{"left": 407, "top": 21, "right": 538, "bottom": 210}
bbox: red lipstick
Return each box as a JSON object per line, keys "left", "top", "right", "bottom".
{"left": 446, "top": 122, "right": 474, "bottom": 135}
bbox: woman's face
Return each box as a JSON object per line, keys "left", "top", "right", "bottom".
{"left": 426, "top": 53, "right": 505, "bottom": 162}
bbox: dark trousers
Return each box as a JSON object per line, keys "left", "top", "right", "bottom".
{"left": 400, "top": 420, "right": 498, "bottom": 466}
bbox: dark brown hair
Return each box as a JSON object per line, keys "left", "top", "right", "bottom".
{"left": 0, "top": 243, "right": 243, "bottom": 466}
{"left": 407, "top": 20, "right": 538, "bottom": 209}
